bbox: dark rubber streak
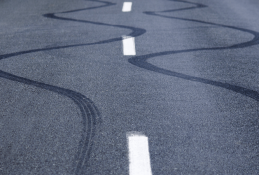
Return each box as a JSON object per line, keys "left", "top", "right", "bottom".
{"left": 128, "top": 0, "right": 259, "bottom": 102}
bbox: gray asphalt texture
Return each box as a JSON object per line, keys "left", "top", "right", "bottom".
{"left": 1, "top": 0, "right": 259, "bottom": 174}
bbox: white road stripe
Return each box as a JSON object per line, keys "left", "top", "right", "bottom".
{"left": 122, "top": 36, "right": 136, "bottom": 55}
{"left": 127, "top": 132, "right": 153, "bottom": 175}
{"left": 122, "top": 2, "right": 132, "bottom": 12}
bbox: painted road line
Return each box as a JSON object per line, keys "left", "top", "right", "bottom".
{"left": 127, "top": 132, "right": 152, "bottom": 175}
{"left": 122, "top": 36, "right": 136, "bottom": 55}
{"left": 122, "top": 2, "right": 132, "bottom": 12}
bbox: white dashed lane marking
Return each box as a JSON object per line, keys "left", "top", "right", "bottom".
{"left": 127, "top": 132, "right": 153, "bottom": 175}
{"left": 122, "top": 36, "right": 136, "bottom": 56}
{"left": 122, "top": 2, "right": 132, "bottom": 12}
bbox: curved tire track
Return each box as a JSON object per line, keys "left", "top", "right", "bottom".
{"left": 0, "top": 0, "right": 146, "bottom": 60}
{"left": 0, "top": 0, "right": 145, "bottom": 174}
{"left": 129, "top": 0, "right": 259, "bottom": 102}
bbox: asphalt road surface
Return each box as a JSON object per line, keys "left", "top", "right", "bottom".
{"left": 1, "top": 0, "right": 259, "bottom": 174}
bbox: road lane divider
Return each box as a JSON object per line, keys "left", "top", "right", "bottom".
{"left": 127, "top": 132, "right": 153, "bottom": 175}
{"left": 122, "top": 36, "right": 136, "bottom": 55}
{"left": 122, "top": 2, "right": 132, "bottom": 12}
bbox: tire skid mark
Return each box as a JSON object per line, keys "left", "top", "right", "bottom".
{"left": 129, "top": 0, "right": 259, "bottom": 102}
{"left": 0, "top": 71, "right": 99, "bottom": 174}
{"left": 0, "top": 1, "right": 146, "bottom": 60}
{"left": 0, "top": 69, "right": 96, "bottom": 174}
{"left": 0, "top": 0, "right": 145, "bottom": 174}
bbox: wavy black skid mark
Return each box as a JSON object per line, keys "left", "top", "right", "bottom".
{"left": 0, "top": 70, "right": 99, "bottom": 174}
{"left": 0, "top": 1, "right": 145, "bottom": 60}
{"left": 43, "top": 0, "right": 145, "bottom": 39}
{"left": 43, "top": 0, "right": 145, "bottom": 41}
{"left": 43, "top": 13, "right": 145, "bottom": 38}
{"left": 129, "top": 0, "right": 259, "bottom": 102}
{"left": 61, "top": 0, "right": 116, "bottom": 14}
{"left": 0, "top": 0, "right": 145, "bottom": 174}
